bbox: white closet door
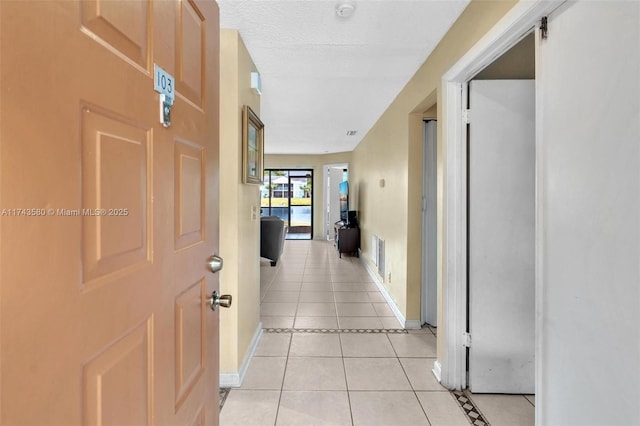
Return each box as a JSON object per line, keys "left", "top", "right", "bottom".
{"left": 468, "top": 79, "right": 535, "bottom": 393}
{"left": 539, "top": 2, "right": 640, "bottom": 424}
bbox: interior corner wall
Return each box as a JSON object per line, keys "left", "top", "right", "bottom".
{"left": 264, "top": 152, "right": 352, "bottom": 240}
{"left": 351, "top": 0, "right": 517, "bottom": 328}
{"left": 219, "top": 29, "right": 261, "bottom": 377}
{"left": 423, "top": 104, "right": 437, "bottom": 119}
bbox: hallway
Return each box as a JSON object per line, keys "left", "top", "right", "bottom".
{"left": 220, "top": 240, "right": 534, "bottom": 425}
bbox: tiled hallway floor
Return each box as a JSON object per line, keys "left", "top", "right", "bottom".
{"left": 220, "top": 240, "right": 534, "bottom": 426}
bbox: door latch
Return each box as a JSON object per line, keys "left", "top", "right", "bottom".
{"left": 207, "top": 290, "right": 232, "bottom": 311}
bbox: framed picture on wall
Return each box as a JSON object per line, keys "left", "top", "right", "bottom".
{"left": 242, "top": 105, "right": 264, "bottom": 184}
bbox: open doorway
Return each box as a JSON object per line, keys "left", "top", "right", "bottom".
{"left": 262, "top": 169, "right": 313, "bottom": 240}
{"left": 466, "top": 32, "right": 536, "bottom": 395}
{"left": 441, "top": 22, "right": 540, "bottom": 421}
{"left": 434, "top": 2, "right": 558, "bottom": 422}
{"left": 439, "top": 10, "right": 544, "bottom": 383}
{"left": 323, "top": 164, "right": 349, "bottom": 240}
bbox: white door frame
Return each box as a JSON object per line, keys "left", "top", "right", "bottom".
{"left": 439, "top": 0, "right": 564, "bottom": 394}
{"left": 322, "top": 163, "right": 348, "bottom": 240}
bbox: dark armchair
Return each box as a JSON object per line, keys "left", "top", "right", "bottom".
{"left": 260, "top": 216, "right": 286, "bottom": 266}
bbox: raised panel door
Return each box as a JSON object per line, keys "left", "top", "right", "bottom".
{"left": 0, "top": 0, "right": 220, "bottom": 424}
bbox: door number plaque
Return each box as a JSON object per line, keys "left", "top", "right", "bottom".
{"left": 154, "top": 64, "right": 175, "bottom": 127}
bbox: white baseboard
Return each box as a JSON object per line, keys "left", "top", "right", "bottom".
{"left": 432, "top": 360, "right": 442, "bottom": 383}
{"left": 360, "top": 257, "right": 420, "bottom": 329}
{"left": 219, "top": 322, "right": 263, "bottom": 388}
{"left": 404, "top": 320, "right": 422, "bottom": 329}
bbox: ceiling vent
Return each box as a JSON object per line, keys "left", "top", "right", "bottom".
{"left": 335, "top": 2, "right": 356, "bottom": 18}
{"left": 346, "top": 130, "right": 357, "bottom": 136}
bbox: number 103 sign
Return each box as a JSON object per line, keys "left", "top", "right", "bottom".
{"left": 154, "top": 64, "right": 175, "bottom": 127}
{"left": 154, "top": 64, "right": 175, "bottom": 103}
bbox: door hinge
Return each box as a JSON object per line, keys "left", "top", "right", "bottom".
{"left": 462, "top": 109, "right": 471, "bottom": 124}
{"left": 463, "top": 332, "right": 472, "bottom": 348}
{"left": 540, "top": 16, "right": 548, "bottom": 40}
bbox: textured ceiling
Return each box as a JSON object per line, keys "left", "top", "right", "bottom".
{"left": 218, "top": 0, "right": 470, "bottom": 154}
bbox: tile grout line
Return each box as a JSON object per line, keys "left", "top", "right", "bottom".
{"left": 273, "top": 332, "right": 294, "bottom": 425}
{"left": 523, "top": 394, "right": 535, "bottom": 408}
{"left": 338, "top": 327, "right": 356, "bottom": 425}
{"left": 387, "top": 331, "right": 434, "bottom": 426}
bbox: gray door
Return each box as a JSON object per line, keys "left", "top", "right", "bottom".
{"left": 422, "top": 120, "right": 437, "bottom": 326}
{"left": 468, "top": 79, "right": 535, "bottom": 393}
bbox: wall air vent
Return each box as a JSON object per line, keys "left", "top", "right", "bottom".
{"left": 377, "top": 238, "right": 385, "bottom": 278}
{"left": 346, "top": 130, "right": 357, "bottom": 136}
{"left": 371, "top": 235, "right": 379, "bottom": 266}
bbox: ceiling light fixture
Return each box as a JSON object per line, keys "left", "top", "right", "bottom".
{"left": 335, "top": 2, "right": 356, "bottom": 18}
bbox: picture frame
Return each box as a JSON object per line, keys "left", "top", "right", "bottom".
{"left": 242, "top": 105, "right": 265, "bottom": 185}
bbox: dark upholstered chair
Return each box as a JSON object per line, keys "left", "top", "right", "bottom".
{"left": 260, "top": 216, "right": 286, "bottom": 266}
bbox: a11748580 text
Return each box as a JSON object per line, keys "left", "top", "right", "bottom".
{"left": 1, "top": 208, "right": 129, "bottom": 217}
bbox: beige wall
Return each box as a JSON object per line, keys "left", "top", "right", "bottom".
{"left": 219, "top": 30, "right": 262, "bottom": 376}
{"left": 351, "top": 0, "right": 517, "bottom": 333}
{"left": 474, "top": 32, "right": 535, "bottom": 80}
{"left": 265, "top": 152, "right": 352, "bottom": 240}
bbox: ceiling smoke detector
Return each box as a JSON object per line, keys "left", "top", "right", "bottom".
{"left": 335, "top": 2, "right": 356, "bottom": 18}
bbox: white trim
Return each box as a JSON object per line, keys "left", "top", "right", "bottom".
{"left": 532, "top": 1, "right": 571, "bottom": 419}
{"left": 534, "top": 22, "right": 546, "bottom": 426}
{"left": 404, "top": 319, "right": 421, "bottom": 330}
{"left": 441, "top": 79, "right": 468, "bottom": 390}
{"left": 360, "top": 257, "right": 420, "bottom": 329}
{"left": 440, "top": 0, "right": 564, "bottom": 391}
{"left": 432, "top": 360, "right": 442, "bottom": 383}
{"left": 219, "top": 322, "right": 263, "bottom": 388}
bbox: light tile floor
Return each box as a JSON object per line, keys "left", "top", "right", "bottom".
{"left": 221, "top": 240, "right": 535, "bottom": 426}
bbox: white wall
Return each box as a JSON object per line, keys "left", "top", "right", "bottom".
{"left": 538, "top": 2, "right": 639, "bottom": 424}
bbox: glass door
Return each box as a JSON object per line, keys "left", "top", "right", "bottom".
{"left": 261, "top": 169, "right": 313, "bottom": 240}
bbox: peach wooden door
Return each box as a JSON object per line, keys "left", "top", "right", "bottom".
{"left": 0, "top": 0, "right": 220, "bottom": 424}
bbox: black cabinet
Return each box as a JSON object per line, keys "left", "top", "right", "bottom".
{"left": 334, "top": 222, "right": 359, "bottom": 258}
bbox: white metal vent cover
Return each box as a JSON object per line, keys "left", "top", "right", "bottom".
{"left": 371, "top": 235, "right": 379, "bottom": 266}
{"left": 377, "top": 238, "right": 385, "bottom": 278}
